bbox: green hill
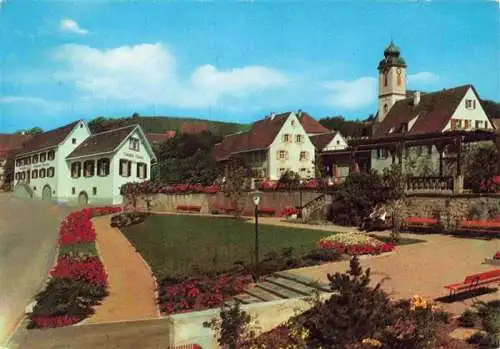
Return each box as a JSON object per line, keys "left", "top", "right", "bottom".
{"left": 88, "top": 115, "right": 249, "bottom": 136}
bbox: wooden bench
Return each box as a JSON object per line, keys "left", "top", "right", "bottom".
{"left": 456, "top": 220, "right": 500, "bottom": 237}
{"left": 405, "top": 217, "right": 440, "bottom": 231}
{"left": 444, "top": 269, "right": 500, "bottom": 300}
{"left": 176, "top": 205, "right": 201, "bottom": 213}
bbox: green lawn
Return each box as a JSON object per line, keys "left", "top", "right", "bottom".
{"left": 121, "top": 215, "right": 332, "bottom": 280}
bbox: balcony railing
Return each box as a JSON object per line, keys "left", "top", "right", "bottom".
{"left": 405, "top": 176, "right": 454, "bottom": 193}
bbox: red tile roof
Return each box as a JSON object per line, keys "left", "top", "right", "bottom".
{"left": 298, "top": 112, "right": 330, "bottom": 134}
{"left": 213, "top": 113, "right": 290, "bottom": 161}
{"left": 213, "top": 111, "right": 327, "bottom": 161}
{"left": 309, "top": 132, "right": 338, "bottom": 151}
{"left": 0, "top": 134, "right": 33, "bottom": 158}
{"left": 17, "top": 121, "right": 80, "bottom": 155}
{"left": 373, "top": 85, "right": 473, "bottom": 138}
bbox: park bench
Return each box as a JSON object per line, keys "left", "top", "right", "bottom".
{"left": 404, "top": 217, "right": 440, "bottom": 232}
{"left": 176, "top": 205, "right": 201, "bottom": 213}
{"left": 444, "top": 269, "right": 500, "bottom": 300}
{"left": 455, "top": 219, "right": 500, "bottom": 237}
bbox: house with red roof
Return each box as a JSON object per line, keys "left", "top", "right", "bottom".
{"left": 214, "top": 111, "right": 335, "bottom": 180}
{"left": 367, "top": 41, "right": 497, "bottom": 176}
{"left": 0, "top": 134, "right": 33, "bottom": 189}
{"left": 13, "top": 120, "right": 156, "bottom": 205}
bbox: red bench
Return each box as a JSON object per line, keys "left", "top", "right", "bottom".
{"left": 444, "top": 269, "right": 500, "bottom": 300}
{"left": 405, "top": 217, "right": 439, "bottom": 231}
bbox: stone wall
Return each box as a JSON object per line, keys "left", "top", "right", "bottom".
{"left": 124, "top": 190, "right": 323, "bottom": 216}
{"left": 384, "top": 193, "right": 500, "bottom": 230}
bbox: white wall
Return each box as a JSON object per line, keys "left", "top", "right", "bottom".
{"left": 442, "top": 87, "right": 495, "bottom": 131}
{"left": 14, "top": 151, "right": 58, "bottom": 199}
{"left": 378, "top": 66, "right": 407, "bottom": 122}
{"left": 112, "top": 129, "right": 152, "bottom": 204}
{"left": 268, "top": 113, "right": 316, "bottom": 180}
{"left": 56, "top": 121, "right": 92, "bottom": 201}
{"left": 323, "top": 133, "right": 348, "bottom": 151}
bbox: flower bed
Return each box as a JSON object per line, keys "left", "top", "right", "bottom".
{"left": 27, "top": 206, "right": 121, "bottom": 329}
{"left": 460, "top": 220, "right": 500, "bottom": 229}
{"left": 258, "top": 178, "right": 342, "bottom": 191}
{"left": 121, "top": 181, "right": 220, "bottom": 196}
{"left": 159, "top": 274, "right": 253, "bottom": 314}
{"left": 316, "top": 233, "right": 395, "bottom": 256}
{"left": 280, "top": 207, "right": 299, "bottom": 218}
{"left": 406, "top": 217, "right": 439, "bottom": 225}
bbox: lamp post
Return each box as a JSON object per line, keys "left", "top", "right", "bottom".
{"left": 250, "top": 190, "right": 263, "bottom": 281}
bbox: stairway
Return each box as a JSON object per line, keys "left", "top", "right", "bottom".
{"left": 227, "top": 271, "right": 332, "bottom": 306}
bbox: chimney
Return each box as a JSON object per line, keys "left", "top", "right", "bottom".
{"left": 297, "top": 109, "right": 302, "bottom": 117}
{"left": 413, "top": 91, "right": 421, "bottom": 106}
{"left": 270, "top": 112, "right": 276, "bottom": 120}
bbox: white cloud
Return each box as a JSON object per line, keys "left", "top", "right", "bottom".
{"left": 0, "top": 95, "right": 54, "bottom": 107}
{"left": 322, "top": 76, "right": 377, "bottom": 109}
{"left": 59, "top": 19, "right": 89, "bottom": 36}
{"left": 52, "top": 43, "right": 289, "bottom": 108}
{"left": 408, "top": 71, "right": 439, "bottom": 84}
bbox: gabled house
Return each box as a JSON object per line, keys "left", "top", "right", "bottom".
{"left": 368, "top": 41, "right": 496, "bottom": 175}
{"left": 0, "top": 133, "right": 33, "bottom": 188}
{"left": 14, "top": 121, "right": 156, "bottom": 205}
{"left": 214, "top": 111, "right": 318, "bottom": 180}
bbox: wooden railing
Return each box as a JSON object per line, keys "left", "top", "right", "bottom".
{"left": 405, "top": 176, "right": 454, "bottom": 193}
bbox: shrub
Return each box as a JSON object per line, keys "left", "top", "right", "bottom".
{"left": 308, "top": 248, "right": 342, "bottom": 262}
{"left": 464, "top": 145, "right": 498, "bottom": 193}
{"left": 301, "top": 257, "right": 393, "bottom": 348}
{"left": 473, "top": 300, "right": 500, "bottom": 347}
{"left": 110, "top": 211, "right": 147, "bottom": 228}
{"left": 204, "top": 303, "right": 254, "bottom": 349}
{"left": 27, "top": 277, "right": 108, "bottom": 329}
{"left": 459, "top": 309, "right": 478, "bottom": 328}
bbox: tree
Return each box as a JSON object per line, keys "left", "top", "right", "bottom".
{"left": 464, "top": 144, "right": 498, "bottom": 193}
{"left": 15, "top": 127, "right": 43, "bottom": 135}
{"left": 88, "top": 117, "right": 110, "bottom": 133}
{"left": 302, "top": 256, "right": 393, "bottom": 348}
{"left": 222, "top": 157, "right": 249, "bottom": 218}
{"left": 278, "top": 170, "right": 301, "bottom": 188}
{"left": 1, "top": 151, "right": 16, "bottom": 191}
{"left": 318, "top": 116, "right": 371, "bottom": 138}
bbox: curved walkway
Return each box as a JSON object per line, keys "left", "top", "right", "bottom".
{"left": 84, "top": 216, "right": 159, "bottom": 324}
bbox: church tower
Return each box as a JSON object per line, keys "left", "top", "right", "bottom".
{"left": 377, "top": 41, "right": 407, "bottom": 122}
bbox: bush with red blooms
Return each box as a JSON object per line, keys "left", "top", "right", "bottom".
{"left": 317, "top": 240, "right": 395, "bottom": 256}
{"left": 280, "top": 207, "right": 299, "bottom": 217}
{"left": 121, "top": 181, "right": 220, "bottom": 196}
{"left": 494, "top": 251, "right": 500, "bottom": 260}
{"left": 50, "top": 256, "right": 108, "bottom": 287}
{"left": 27, "top": 207, "right": 119, "bottom": 329}
{"left": 158, "top": 274, "right": 253, "bottom": 315}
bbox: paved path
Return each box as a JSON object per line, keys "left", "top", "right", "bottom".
{"left": 0, "top": 193, "right": 69, "bottom": 345}
{"left": 288, "top": 231, "right": 499, "bottom": 314}
{"left": 84, "top": 215, "right": 159, "bottom": 324}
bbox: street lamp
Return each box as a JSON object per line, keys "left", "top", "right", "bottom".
{"left": 250, "top": 190, "right": 263, "bottom": 281}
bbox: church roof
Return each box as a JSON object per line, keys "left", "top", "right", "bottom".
{"left": 372, "top": 84, "right": 474, "bottom": 138}
{"left": 378, "top": 40, "right": 407, "bottom": 70}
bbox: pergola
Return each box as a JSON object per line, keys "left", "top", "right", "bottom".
{"left": 347, "top": 129, "right": 500, "bottom": 193}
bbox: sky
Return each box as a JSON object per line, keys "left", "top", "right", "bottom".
{"left": 0, "top": 0, "right": 498, "bottom": 132}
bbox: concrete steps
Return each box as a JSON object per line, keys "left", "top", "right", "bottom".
{"left": 230, "top": 271, "right": 332, "bottom": 305}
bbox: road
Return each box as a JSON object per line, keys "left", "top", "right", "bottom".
{"left": 0, "top": 193, "right": 69, "bottom": 346}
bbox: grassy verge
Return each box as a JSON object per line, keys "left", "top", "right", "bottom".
{"left": 121, "top": 215, "right": 333, "bottom": 280}
{"left": 59, "top": 242, "right": 98, "bottom": 257}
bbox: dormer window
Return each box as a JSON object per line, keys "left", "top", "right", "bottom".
{"left": 129, "top": 138, "right": 140, "bottom": 151}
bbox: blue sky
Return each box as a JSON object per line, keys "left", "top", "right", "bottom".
{"left": 0, "top": 0, "right": 498, "bottom": 132}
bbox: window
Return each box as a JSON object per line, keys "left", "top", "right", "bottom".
{"left": 92, "top": 187, "right": 97, "bottom": 196}
{"left": 72, "top": 187, "right": 76, "bottom": 195}
{"left": 32, "top": 169, "right": 38, "bottom": 179}
{"left": 80, "top": 123, "right": 83, "bottom": 128}
{"left": 279, "top": 168, "right": 286, "bottom": 176}
{"left": 15, "top": 173, "right": 19, "bottom": 181}
{"left": 464, "top": 120, "right": 471, "bottom": 129}
{"left": 26, "top": 157, "right": 31, "bottom": 165}
{"left": 475, "top": 120, "right": 482, "bottom": 129}
{"left": 278, "top": 150, "right": 286, "bottom": 160}
{"left": 456, "top": 119, "right": 463, "bottom": 129}
{"left": 291, "top": 120, "right": 296, "bottom": 127}
{"left": 473, "top": 100, "right": 476, "bottom": 109}
{"left": 21, "top": 172, "right": 25, "bottom": 180}
{"left": 397, "top": 71, "right": 402, "bottom": 86}
{"left": 283, "top": 134, "right": 291, "bottom": 143}
{"left": 83, "top": 160, "right": 95, "bottom": 177}
{"left": 16, "top": 159, "right": 20, "bottom": 167}
{"left": 32, "top": 154, "right": 38, "bottom": 164}
{"left": 47, "top": 150, "right": 55, "bottom": 161}
{"left": 39, "top": 168, "right": 46, "bottom": 178}
{"left": 71, "top": 162, "right": 81, "bottom": 178}
{"left": 427, "top": 145, "right": 433, "bottom": 155}
{"left": 129, "top": 138, "right": 140, "bottom": 151}
{"left": 47, "top": 167, "right": 54, "bottom": 177}
{"left": 33, "top": 186, "right": 36, "bottom": 191}
{"left": 384, "top": 73, "right": 388, "bottom": 87}
{"left": 336, "top": 140, "right": 340, "bottom": 145}
{"left": 296, "top": 135, "right": 303, "bottom": 143}
{"left": 299, "top": 151, "right": 307, "bottom": 161}
{"left": 465, "top": 99, "right": 473, "bottom": 109}
{"left": 40, "top": 153, "right": 46, "bottom": 162}
{"left": 97, "top": 158, "right": 110, "bottom": 177}
{"left": 136, "top": 162, "right": 148, "bottom": 179}
{"left": 72, "top": 138, "right": 76, "bottom": 144}
{"left": 119, "top": 159, "right": 132, "bottom": 177}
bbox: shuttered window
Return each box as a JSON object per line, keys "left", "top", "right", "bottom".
{"left": 97, "top": 158, "right": 110, "bottom": 177}
{"left": 119, "top": 159, "right": 132, "bottom": 177}
{"left": 136, "top": 162, "right": 148, "bottom": 179}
